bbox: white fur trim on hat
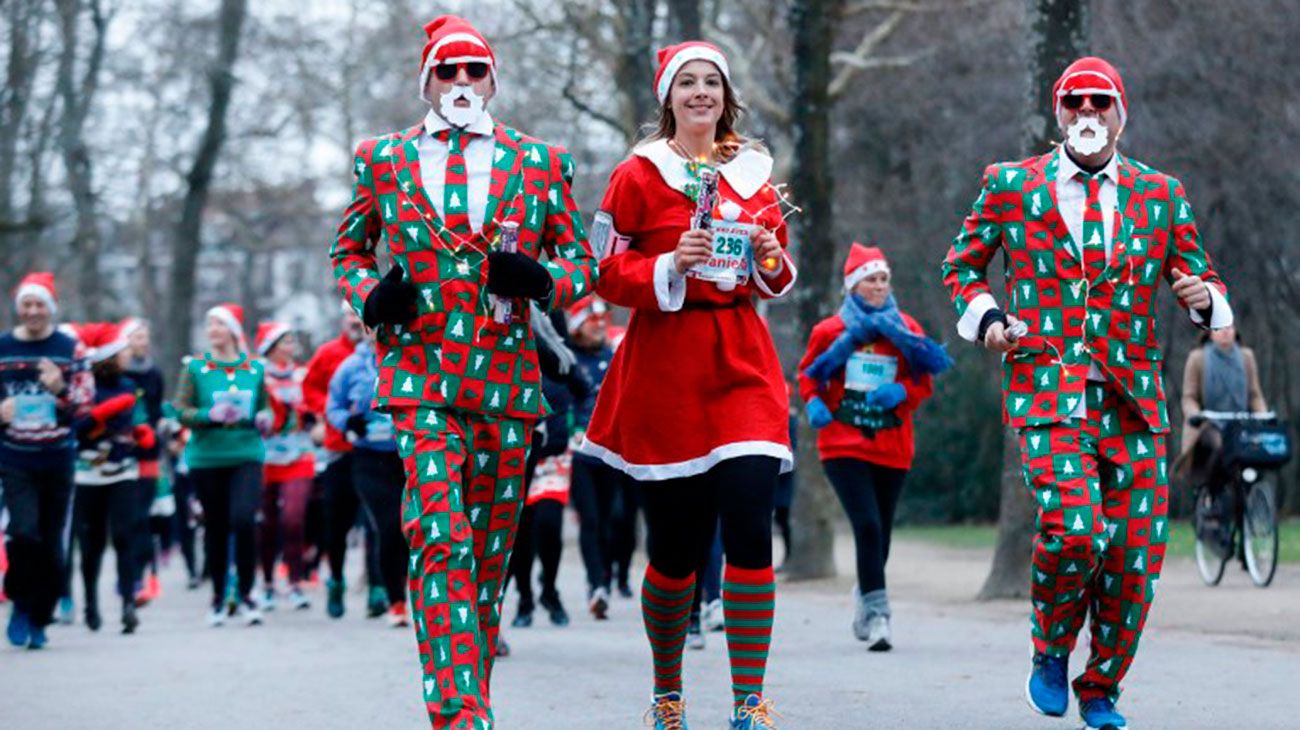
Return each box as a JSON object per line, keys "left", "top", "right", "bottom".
{"left": 14, "top": 283, "right": 56, "bottom": 314}
{"left": 419, "top": 34, "right": 496, "bottom": 102}
{"left": 1054, "top": 72, "right": 1126, "bottom": 125}
{"left": 257, "top": 323, "right": 292, "bottom": 356}
{"left": 656, "top": 46, "right": 731, "bottom": 104}
{"left": 844, "top": 260, "right": 890, "bottom": 292}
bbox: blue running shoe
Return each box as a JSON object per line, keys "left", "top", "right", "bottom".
{"left": 27, "top": 623, "right": 48, "bottom": 650}
{"left": 1025, "top": 652, "right": 1069, "bottom": 717}
{"left": 645, "top": 692, "right": 689, "bottom": 730}
{"left": 730, "top": 694, "right": 780, "bottom": 730}
{"left": 7, "top": 608, "right": 32, "bottom": 647}
{"left": 1079, "top": 697, "right": 1127, "bottom": 730}
{"left": 327, "top": 579, "right": 346, "bottom": 619}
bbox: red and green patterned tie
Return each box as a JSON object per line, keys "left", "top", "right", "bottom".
{"left": 1080, "top": 173, "right": 1107, "bottom": 278}
{"left": 436, "top": 128, "right": 472, "bottom": 236}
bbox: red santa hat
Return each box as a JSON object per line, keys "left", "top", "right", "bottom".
{"left": 1053, "top": 56, "right": 1127, "bottom": 126}
{"left": 419, "top": 15, "right": 497, "bottom": 97}
{"left": 13, "top": 272, "right": 58, "bottom": 314}
{"left": 119, "top": 316, "right": 146, "bottom": 340}
{"left": 654, "top": 41, "right": 731, "bottom": 104}
{"left": 78, "top": 321, "right": 130, "bottom": 364}
{"left": 843, "top": 243, "right": 890, "bottom": 291}
{"left": 206, "top": 303, "right": 248, "bottom": 352}
{"left": 565, "top": 298, "right": 608, "bottom": 334}
{"left": 255, "top": 321, "right": 293, "bottom": 357}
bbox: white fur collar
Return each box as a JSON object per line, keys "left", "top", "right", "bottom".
{"left": 633, "top": 139, "right": 773, "bottom": 201}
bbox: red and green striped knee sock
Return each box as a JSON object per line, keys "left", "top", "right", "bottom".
{"left": 723, "top": 564, "right": 776, "bottom": 705}
{"left": 641, "top": 565, "right": 696, "bottom": 696}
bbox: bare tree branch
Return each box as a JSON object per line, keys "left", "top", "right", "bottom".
{"left": 826, "top": 9, "right": 904, "bottom": 98}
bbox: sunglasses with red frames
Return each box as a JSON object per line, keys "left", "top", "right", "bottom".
{"left": 433, "top": 62, "right": 490, "bottom": 82}
{"left": 1061, "top": 93, "right": 1114, "bottom": 111}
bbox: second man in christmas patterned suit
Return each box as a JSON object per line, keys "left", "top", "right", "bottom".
{"left": 942, "top": 57, "right": 1231, "bottom": 730}
{"left": 330, "top": 15, "right": 596, "bottom": 730}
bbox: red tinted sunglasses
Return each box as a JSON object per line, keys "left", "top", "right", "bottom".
{"left": 434, "top": 62, "right": 490, "bottom": 82}
{"left": 1061, "top": 93, "right": 1114, "bottom": 111}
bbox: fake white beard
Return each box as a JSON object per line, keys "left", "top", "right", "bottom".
{"left": 1066, "top": 116, "right": 1110, "bottom": 157}
{"left": 438, "top": 86, "right": 486, "bottom": 129}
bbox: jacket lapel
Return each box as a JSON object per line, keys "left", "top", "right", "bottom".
{"left": 1107, "top": 154, "right": 1139, "bottom": 271}
{"left": 1041, "top": 152, "right": 1081, "bottom": 263}
{"left": 389, "top": 124, "right": 457, "bottom": 248}
{"left": 479, "top": 124, "right": 526, "bottom": 242}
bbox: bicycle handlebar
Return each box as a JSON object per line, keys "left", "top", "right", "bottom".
{"left": 1189, "top": 411, "right": 1277, "bottom": 427}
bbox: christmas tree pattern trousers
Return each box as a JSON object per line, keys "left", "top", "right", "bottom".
{"left": 1018, "top": 381, "right": 1168, "bottom": 702}
{"left": 392, "top": 405, "right": 532, "bottom": 730}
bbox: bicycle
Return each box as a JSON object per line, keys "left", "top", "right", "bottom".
{"left": 1187, "top": 411, "right": 1291, "bottom": 587}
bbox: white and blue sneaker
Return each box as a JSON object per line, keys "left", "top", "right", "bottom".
{"left": 645, "top": 691, "right": 688, "bottom": 730}
{"left": 729, "top": 694, "right": 779, "bottom": 730}
{"left": 1026, "top": 652, "right": 1069, "bottom": 717}
{"left": 1079, "top": 697, "right": 1127, "bottom": 730}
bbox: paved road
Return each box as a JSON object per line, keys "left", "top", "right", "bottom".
{"left": 2, "top": 535, "right": 1295, "bottom": 729}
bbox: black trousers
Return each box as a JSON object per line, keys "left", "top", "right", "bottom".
{"left": 822, "top": 458, "right": 907, "bottom": 595}
{"left": 1, "top": 461, "right": 75, "bottom": 627}
{"left": 509, "top": 499, "right": 563, "bottom": 608}
{"left": 192, "top": 462, "right": 262, "bottom": 606}
{"left": 170, "top": 465, "right": 199, "bottom": 579}
{"left": 609, "top": 477, "right": 641, "bottom": 587}
{"left": 75, "top": 480, "right": 144, "bottom": 606}
{"left": 640, "top": 456, "right": 779, "bottom": 579}
{"left": 351, "top": 448, "right": 407, "bottom": 605}
{"left": 321, "top": 453, "right": 381, "bottom": 588}
{"left": 570, "top": 454, "right": 618, "bottom": 592}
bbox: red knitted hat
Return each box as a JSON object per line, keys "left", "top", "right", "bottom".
{"left": 206, "top": 303, "right": 248, "bottom": 352}
{"left": 14, "top": 272, "right": 58, "bottom": 313}
{"left": 1053, "top": 56, "right": 1127, "bottom": 126}
{"left": 843, "top": 243, "right": 890, "bottom": 291}
{"left": 419, "top": 16, "right": 497, "bottom": 96}
{"left": 565, "top": 298, "right": 608, "bottom": 334}
{"left": 654, "top": 41, "right": 730, "bottom": 104}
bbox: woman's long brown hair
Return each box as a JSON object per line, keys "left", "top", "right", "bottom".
{"left": 641, "top": 68, "right": 757, "bottom": 163}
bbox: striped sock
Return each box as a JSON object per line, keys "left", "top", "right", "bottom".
{"left": 641, "top": 565, "right": 696, "bottom": 696}
{"left": 722, "top": 564, "right": 776, "bottom": 705}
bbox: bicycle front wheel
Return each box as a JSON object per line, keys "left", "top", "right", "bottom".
{"left": 1193, "top": 485, "right": 1230, "bottom": 587}
{"left": 1243, "top": 477, "right": 1279, "bottom": 588}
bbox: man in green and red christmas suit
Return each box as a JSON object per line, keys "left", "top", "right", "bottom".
{"left": 942, "top": 57, "right": 1231, "bottom": 730}
{"left": 330, "top": 15, "right": 595, "bottom": 730}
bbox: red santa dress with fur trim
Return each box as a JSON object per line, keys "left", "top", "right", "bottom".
{"left": 577, "top": 139, "right": 796, "bottom": 481}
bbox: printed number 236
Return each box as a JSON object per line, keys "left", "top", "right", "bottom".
{"left": 713, "top": 235, "right": 745, "bottom": 256}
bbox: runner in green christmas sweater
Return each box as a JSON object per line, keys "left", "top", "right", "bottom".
{"left": 171, "top": 303, "right": 271, "bottom": 627}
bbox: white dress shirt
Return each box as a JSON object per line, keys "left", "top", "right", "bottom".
{"left": 418, "top": 109, "right": 496, "bottom": 233}
{"left": 1055, "top": 149, "right": 1119, "bottom": 261}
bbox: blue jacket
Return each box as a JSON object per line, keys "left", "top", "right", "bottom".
{"left": 326, "top": 340, "right": 396, "bottom": 452}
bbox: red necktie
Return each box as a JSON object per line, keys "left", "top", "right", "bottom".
{"left": 435, "top": 128, "right": 472, "bottom": 236}
{"left": 1080, "top": 173, "right": 1106, "bottom": 278}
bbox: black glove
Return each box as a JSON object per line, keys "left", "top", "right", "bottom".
{"left": 363, "top": 265, "right": 419, "bottom": 328}
{"left": 487, "top": 251, "right": 553, "bottom": 300}
{"left": 345, "top": 414, "right": 369, "bottom": 438}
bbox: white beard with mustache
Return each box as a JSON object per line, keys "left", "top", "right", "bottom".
{"left": 1066, "top": 116, "right": 1110, "bottom": 157}
{"left": 439, "top": 86, "right": 486, "bottom": 129}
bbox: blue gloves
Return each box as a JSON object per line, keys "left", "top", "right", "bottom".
{"left": 805, "top": 396, "right": 834, "bottom": 429}
{"left": 864, "top": 383, "right": 907, "bottom": 410}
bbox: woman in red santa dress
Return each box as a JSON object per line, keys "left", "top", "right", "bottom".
{"left": 576, "top": 40, "right": 794, "bottom": 730}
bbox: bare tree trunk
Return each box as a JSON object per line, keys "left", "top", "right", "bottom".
{"left": 613, "top": 0, "right": 658, "bottom": 141}
{"left": 163, "top": 0, "right": 248, "bottom": 369}
{"left": 784, "top": 0, "right": 844, "bottom": 581}
{"left": 55, "top": 0, "right": 109, "bottom": 320}
{"left": 979, "top": 0, "right": 1091, "bottom": 600}
{"left": 666, "top": 0, "right": 702, "bottom": 39}
{"left": 0, "top": 0, "right": 47, "bottom": 289}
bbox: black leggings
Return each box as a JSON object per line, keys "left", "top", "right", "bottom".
{"left": 640, "top": 456, "right": 779, "bottom": 579}
{"left": 322, "top": 453, "right": 381, "bottom": 587}
{"left": 1, "top": 463, "right": 75, "bottom": 627}
{"left": 570, "top": 455, "right": 617, "bottom": 592}
{"left": 822, "top": 458, "right": 907, "bottom": 595}
{"left": 351, "top": 449, "right": 408, "bottom": 605}
{"left": 170, "top": 466, "right": 199, "bottom": 579}
{"left": 75, "top": 481, "right": 144, "bottom": 607}
{"left": 510, "top": 499, "right": 563, "bottom": 607}
{"left": 192, "top": 462, "right": 262, "bottom": 606}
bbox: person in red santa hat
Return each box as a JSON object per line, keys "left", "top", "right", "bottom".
{"left": 942, "top": 56, "right": 1232, "bottom": 730}
{"left": 797, "top": 243, "right": 950, "bottom": 651}
{"left": 254, "top": 322, "right": 315, "bottom": 611}
{"left": 575, "top": 40, "right": 795, "bottom": 730}
{"left": 70, "top": 321, "right": 156, "bottom": 635}
{"left": 1, "top": 273, "right": 94, "bottom": 649}
{"left": 329, "top": 15, "right": 596, "bottom": 729}
{"left": 170, "top": 303, "right": 273, "bottom": 627}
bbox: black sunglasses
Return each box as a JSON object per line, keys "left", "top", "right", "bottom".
{"left": 1061, "top": 94, "right": 1114, "bottom": 111}
{"left": 434, "top": 62, "right": 490, "bottom": 82}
